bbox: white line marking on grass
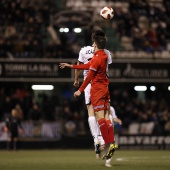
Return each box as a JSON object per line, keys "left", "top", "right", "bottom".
{"left": 116, "top": 158, "right": 126, "bottom": 161}
{"left": 116, "top": 156, "right": 170, "bottom": 162}
{"left": 116, "top": 157, "right": 149, "bottom": 161}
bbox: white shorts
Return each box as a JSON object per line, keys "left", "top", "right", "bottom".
{"left": 84, "top": 83, "right": 91, "bottom": 105}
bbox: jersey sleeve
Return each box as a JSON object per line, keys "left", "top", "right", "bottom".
{"left": 89, "top": 58, "right": 100, "bottom": 72}
{"left": 104, "top": 50, "right": 112, "bottom": 64}
{"left": 110, "top": 106, "right": 117, "bottom": 119}
{"left": 78, "top": 48, "right": 84, "bottom": 63}
{"left": 73, "top": 63, "right": 90, "bottom": 70}
{"left": 78, "top": 69, "right": 96, "bottom": 92}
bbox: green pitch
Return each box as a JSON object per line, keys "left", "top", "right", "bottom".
{"left": 0, "top": 150, "right": 169, "bottom": 170}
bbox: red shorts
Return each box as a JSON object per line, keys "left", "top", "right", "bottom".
{"left": 90, "top": 85, "right": 110, "bottom": 112}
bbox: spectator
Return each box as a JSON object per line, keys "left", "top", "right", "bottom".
{"left": 28, "top": 103, "right": 42, "bottom": 121}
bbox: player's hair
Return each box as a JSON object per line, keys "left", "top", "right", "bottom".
{"left": 93, "top": 36, "right": 106, "bottom": 49}
{"left": 91, "top": 29, "right": 106, "bottom": 43}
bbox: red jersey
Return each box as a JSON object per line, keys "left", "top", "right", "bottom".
{"left": 89, "top": 50, "right": 109, "bottom": 87}
{"left": 73, "top": 50, "right": 109, "bottom": 92}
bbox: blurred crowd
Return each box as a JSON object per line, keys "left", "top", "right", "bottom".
{"left": 111, "top": 0, "right": 170, "bottom": 52}
{"left": 110, "top": 87, "right": 170, "bottom": 135}
{"left": 0, "top": 0, "right": 77, "bottom": 59}
{"left": 0, "top": 0, "right": 170, "bottom": 136}
{"left": 0, "top": 86, "right": 170, "bottom": 135}
{"left": 0, "top": 0, "right": 170, "bottom": 59}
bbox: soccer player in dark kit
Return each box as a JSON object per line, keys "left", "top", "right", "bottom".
{"left": 4, "top": 108, "right": 23, "bottom": 150}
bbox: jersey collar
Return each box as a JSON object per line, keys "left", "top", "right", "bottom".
{"left": 94, "top": 49, "right": 104, "bottom": 55}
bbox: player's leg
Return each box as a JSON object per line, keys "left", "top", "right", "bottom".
{"left": 98, "top": 110, "right": 113, "bottom": 147}
{"left": 95, "top": 109, "right": 117, "bottom": 163}
{"left": 105, "top": 157, "right": 113, "bottom": 167}
{"left": 104, "top": 109, "right": 118, "bottom": 160}
{"left": 88, "top": 105, "right": 107, "bottom": 159}
{"left": 95, "top": 111, "right": 116, "bottom": 166}
{"left": 87, "top": 104, "right": 100, "bottom": 144}
{"left": 95, "top": 110, "right": 110, "bottom": 147}
{"left": 85, "top": 84, "right": 102, "bottom": 158}
{"left": 7, "top": 137, "right": 12, "bottom": 150}
{"left": 105, "top": 109, "right": 114, "bottom": 144}
{"left": 98, "top": 93, "right": 117, "bottom": 160}
{"left": 13, "top": 137, "right": 18, "bottom": 150}
{"left": 103, "top": 113, "right": 114, "bottom": 167}
{"left": 91, "top": 87, "right": 117, "bottom": 160}
{"left": 91, "top": 89, "right": 110, "bottom": 146}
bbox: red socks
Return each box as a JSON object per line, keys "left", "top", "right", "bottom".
{"left": 98, "top": 118, "right": 110, "bottom": 145}
{"left": 106, "top": 120, "right": 114, "bottom": 143}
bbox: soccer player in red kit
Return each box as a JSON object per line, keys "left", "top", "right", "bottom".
{"left": 60, "top": 35, "right": 117, "bottom": 159}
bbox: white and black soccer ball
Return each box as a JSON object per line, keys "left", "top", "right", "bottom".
{"left": 100, "top": 6, "right": 114, "bottom": 20}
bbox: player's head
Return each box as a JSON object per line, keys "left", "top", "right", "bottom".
{"left": 93, "top": 36, "right": 106, "bottom": 49}
{"left": 91, "top": 29, "right": 106, "bottom": 43}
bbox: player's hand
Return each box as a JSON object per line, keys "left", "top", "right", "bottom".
{"left": 74, "top": 90, "right": 81, "bottom": 97}
{"left": 118, "top": 119, "right": 122, "bottom": 125}
{"left": 73, "top": 80, "right": 79, "bottom": 87}
{"left": 59, "top": 63, "right": 72, "bottom": 69}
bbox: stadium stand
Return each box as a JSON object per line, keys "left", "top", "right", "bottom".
{"left": 0, "top": 0, "right": 170, "bottom": 148}
{"left": 0, "top": 85, "right": 170, "bottom": 136}
{"left": 0, "top": 0, "right": 170, "bottom": 58}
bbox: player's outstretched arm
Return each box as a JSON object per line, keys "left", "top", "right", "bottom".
{"left": 74, "top": 61, "right": 82, "bottom": 87}
{"left": 74, "top": 70, "right": 96, "bottom": 98}
{"left": 59, "top": 63, "right": 90, "bottom": 70}
{"left": 113, "top": 118, "right": 122, "bottom": 125}
{"left": 59, "top": 63, "right": 73, "bottom": 69}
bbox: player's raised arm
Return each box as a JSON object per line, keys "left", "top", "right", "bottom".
{"left": 74, "top": 61, "right": 82, "bottom": 87}
{"left": 113, "top": 117, "right": 122, "bottom": 125}
{"left": 59, "top": 63, "right": 73, "bottom": 69}
{"left": 59, "top": 62, "right": 90, "bottom": 70}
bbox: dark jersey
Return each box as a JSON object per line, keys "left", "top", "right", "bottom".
{"left": 5, "top": 116, "right": 22, "bottom": 137}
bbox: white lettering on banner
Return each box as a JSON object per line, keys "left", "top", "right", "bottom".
{"left": 151, "top": 136, "right": 157, "bottom": 144}
{"left": 158, "top": 137, "right": 164, "bottom": 144}
{"left": 165, "top": 136, "right": 170, "bottom": 144}
{"left": 123, "top": 64, "right": 168, "bottom": 78}
{"left": 53, "top": 65, "right": 58, "bottom": 72}
{"left": 3, "top": 63, "right": 59, "bottom": 76}
{"left": 5, "top": 64, "right": 58, "bottom": 72}
{"left": 29, "top": 65, "right": 38, "bottom": 71}
{"left": 5, "top": 64, "right": 28, "bottom": 71}
{"left": 143, "top": 136, "right": 150, "bottom": 144}
{"left": 118, "top": 136, "right": 170, "bottom": 145}
{"left": 129, "top": 136, "right": 135, "bottom": 144}
{"left": 108, "top": 69, "right": 121, "bottom": 77}
{"left": 120, "top": 137, "right": 127, "bottom": 144}
{"left": 136, "top": 136, "right": 143, "bottom": 144}
{"left": 28, "top": 64, "right": 52, "bottom": 72}
{"left": 108, "top": 64, "right": 169, "bottom": 79}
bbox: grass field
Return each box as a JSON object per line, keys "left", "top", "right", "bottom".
{"left": 0, "top": 150, "right": 170, "bottom": 170}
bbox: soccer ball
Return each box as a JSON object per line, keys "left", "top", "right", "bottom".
{"left": 100, "top": 6, "right": 114, "bottom": 20}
